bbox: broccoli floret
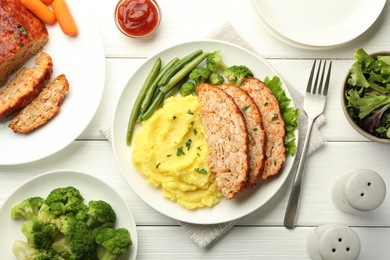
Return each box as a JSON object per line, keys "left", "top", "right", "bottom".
{"left": 86, "top": 200, "right": 116, "bottom": 228}
{"left": 94, "top": 228, "right": 132, "bottom": 260}
{"left": 208, "top": 72, "right": 224, "bottom": 85}
{"left": 66, "top": 221, "right": 96, "bottom": 258}
{"left": 189, "top": 67, "right": 212, "bottom": 86}
{"left": 11, "top": 197, "right": 45, "bottom": 221}
{"left": 52, "top": 221, "right": 96, "bottom": 259}
{"left": 206, "top": 50, "right": 227, "bottom": 72}
{"left": 51, "top": 234, "right": 71, "bottom": 258}
{"left": 13, "top": 240, "right": 65, "bottom": 260}
{"left": 44, "top": 186, "right": 85, "bottom": 216}
{"left": 224, "top": 65, "right": 254, "bottom": 86}
{"left": 51, "top": 213, "right": 77, "bottom": 236}
{"left": 21, "top": 218, "right": 57, "bottom": 250}
{"left": 179, "top": 81, "right": 196, "bottom": 96}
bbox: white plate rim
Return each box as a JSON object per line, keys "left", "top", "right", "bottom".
{"left": 0, "top": 170, "right": 138, "bottom": 259}
{"left": 0, "top": 0, "right": 105, "bottom": 165}
{"left": 112, "top": 39, "right": 298, "bottom": 224}
{"left": 252, "top": 0, "right": 387, "bottom": 48}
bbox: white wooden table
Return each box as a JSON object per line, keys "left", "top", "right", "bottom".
{"left": 1, "top": 0, "right": 390, "bottom": 259}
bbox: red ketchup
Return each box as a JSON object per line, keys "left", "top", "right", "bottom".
{"left": 115, "top": 0, "right": 161, "bottom": 37}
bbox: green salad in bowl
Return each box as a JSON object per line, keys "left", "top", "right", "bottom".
{"left": 343, "top": 48, "right": 390, "bottom": 142}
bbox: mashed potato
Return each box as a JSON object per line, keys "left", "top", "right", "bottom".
{"left": 132, "top": 95, "right": 222, "bottom": 209}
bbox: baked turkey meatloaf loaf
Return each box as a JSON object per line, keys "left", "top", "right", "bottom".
{"left": 0, "top": 0, "right": 49, "bottom": 86}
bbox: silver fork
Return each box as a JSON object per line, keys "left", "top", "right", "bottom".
{"left": 284, "top": 60, "right": 332, "bottom": 229}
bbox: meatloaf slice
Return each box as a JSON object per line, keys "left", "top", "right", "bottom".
{"left": 217, "top": 83, "right": 266, "bottom": 189}
{"left": 241, "top": 77, "right": 286, "bottom": 180}
{"left": 10, "top": 74, "right": 69, "bottom": 134}
{"left": 0, "top": 52, "right": 53, "bottom": 119}
{"left": 0, "top": 0, "right": 49, "bottom": 86}
{"left": 197, "top": 83, "right": 249, "bottom": 199}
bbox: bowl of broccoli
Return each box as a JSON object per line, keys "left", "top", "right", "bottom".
{"left": 342, "top": 48, "right": 390, "bottom": 143}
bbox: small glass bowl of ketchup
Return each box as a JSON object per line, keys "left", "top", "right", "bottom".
{"left": 114, "top": 0, "right": 161, "bottom": 38}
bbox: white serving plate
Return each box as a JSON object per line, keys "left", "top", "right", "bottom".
{"left": 253, "top": 0, "right": 386, "bottom": 49}
{"left": 0, "top": 170, "right": 137, "bottom": 259}
{"left": 0, "top": 0, "right": 105, "bottom": 165}
{"left": 112, "top": 39, "right": 297, "bottom": 224}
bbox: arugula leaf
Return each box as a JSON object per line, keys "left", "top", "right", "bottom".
{"left": 265, "top": 76, "right": 299, "bottom": 156}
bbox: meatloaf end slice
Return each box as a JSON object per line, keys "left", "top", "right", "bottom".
{"left": 9, "top": 74, "right": 69, "bottom": 134}
{"left": 0, "top": 52, "right": 53, "bottom": 119}
{"left": 240, "top": 77, "right": 286, "bottom": 180}
{"left": 197, "top": 83, "right": 249, "bottom": 199}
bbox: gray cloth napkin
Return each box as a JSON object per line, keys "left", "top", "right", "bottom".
{"left": 100, "top": 22, "right": 326, "bottom": 248}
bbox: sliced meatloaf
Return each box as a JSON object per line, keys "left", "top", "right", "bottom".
{"left": 0, "top": 0, "right": 49, "bottom": 86}
{"left": 196, "top": 83, "right": 249, "bottom": 199}
{"left": 241, "top": 77, "right": 286, "bottom": 180}
{"left": 217, "top": 83, "right": 266, "bottom": 189}
{"left": 0, "top": 52, "right": 53, "bottom": 119}
{"left": 10, "top": 74, "right": 69, "bottom": 134}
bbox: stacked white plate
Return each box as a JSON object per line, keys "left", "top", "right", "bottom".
{"left": 253, "top": 0, "right": 387, "bottom": 49}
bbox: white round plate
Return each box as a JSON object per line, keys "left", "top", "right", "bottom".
{"left": 112, "top": 40, "right": 297, "bottom": 224}
{"left": 253, "top": 0, "right": 386, "bottom": 48}
{"left": 0, "top": 170, "right": 138, "bottom": 260}
{"left": 0, "top": 0, "right": 105, "bottom": 165}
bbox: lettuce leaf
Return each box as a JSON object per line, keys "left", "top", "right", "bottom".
{"left": 265, "top": 76, "right": 299, "bottom": 156}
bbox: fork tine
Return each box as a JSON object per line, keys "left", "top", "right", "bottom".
{"left": 323, "top": 61, "right": 332, "bottom": 95}
{"left": 306, "top": 60, "right": 317, "bottom": 93}
{"left": 313, "top": 60, "right": 322, "bottom": 94}
{"left": 318, "top": 60, "right": 327, "bottom": 95}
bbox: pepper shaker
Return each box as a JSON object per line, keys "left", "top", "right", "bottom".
{"left": 332, "top": 169, "right": 386, "bottom": 214}
{"left": 307, "top": 224, "right": 361, "bottom": 260}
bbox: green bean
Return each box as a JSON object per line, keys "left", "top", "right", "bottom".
{"left": 137, "top": 84, "right": 161, "bottom": 122}
{"left": 140, "top": 90, "right": 165, "bottom": 121}
{"left": 159, "top": 51, "right": 210, "bottom": 94}
{"left": 157, "top": 49, "right": 203, "bottom": 87}
{"left": 126, "top": 57, "right": 161, "bottom": 146}
{"left": 162, "top": 77, "right": 187, "bottom": 103}
{"left": 140, "top": 57, "right": 179, "bottom": 113}
{"left": 164, "top": 84, "right": 181, "bottom": 101}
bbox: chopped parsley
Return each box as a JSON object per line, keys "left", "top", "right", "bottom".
{"left": 187, "top": 109, "right": 194, "bottom": 115}
{"left": 272, "top": 114, "right": 278, "bottom": 121}
{"left": 242, "top": 105, "right": 250, "bottom": 112}
{"left": 194, "top": 168, "right": 208, "bottom": 175}
{"left": 193, "top": 128, "right": 198, "bottom": 135}
{"left": 156, "top": 162, "right": 161, "bottom": 168}
{"left": 176, "top": 147, "right": 185, "bottom": 156}
{"left": 185, "top": 139, "right": 192, "bottom": 150}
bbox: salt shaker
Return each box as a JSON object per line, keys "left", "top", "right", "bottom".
{"left": 332, "top": 169, "right": 386, "bottom": 214}
{"left": 307, "top": 224, "right": 361, "bottom": 260}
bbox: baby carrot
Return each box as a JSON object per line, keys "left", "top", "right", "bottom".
{"left": 20, "top": 0, "right": 56, "bottom": 25}
{"left": 52, "top": 0, "right": 78, "bottom": 36}
{"left": 40, "top": 0, "right": 54, "bottom": 4}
